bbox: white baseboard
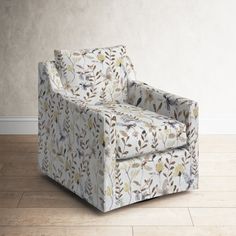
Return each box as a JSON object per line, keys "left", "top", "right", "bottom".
{"left": 0, "top": 116, "right": 235, "bottom": 134}
{"left": 0, "top": 116, "right": 38, "bottom": 134}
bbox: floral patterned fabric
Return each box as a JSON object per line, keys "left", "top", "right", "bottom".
{"left": 38, "top": 47, "right": 198, "bottom": 212}
{"left": 93, "top": 103, "right": 187, "bottom": 159}
{"left": 115, "top": 147, "right": 192, "bottom": 208}
{"left": 54, "top": 45, "right": 130, "bottom": 104}
{"left": 127, "top": 80, "right": 199, "bottom": 189}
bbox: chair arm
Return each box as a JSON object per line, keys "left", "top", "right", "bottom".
{"left": 127, "top": 79, "right": 199, "bottom": 187}
{"left": 38, "top": 61, "right": 117, "bottom": 211}
{"left": 38, "top": 61, "right": 117, "bottom": 154}
{"left": 53, "top": 90, "right": 117, "bottom": 159}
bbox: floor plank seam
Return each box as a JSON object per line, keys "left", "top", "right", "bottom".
{"left": 16, "top": 192, "right": 24, "bottom": 208}
{"left": 188, "top": 208, "right": 194, "bottom": 226}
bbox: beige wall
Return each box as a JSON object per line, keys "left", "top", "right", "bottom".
{"left": 1, "top": 0, "right": 236, "bottom": 125}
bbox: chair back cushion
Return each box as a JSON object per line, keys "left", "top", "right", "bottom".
{"left": 54, "top": 45, "right": 133, "bottom": 104}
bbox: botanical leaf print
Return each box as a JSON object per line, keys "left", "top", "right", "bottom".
{"left": 127, "top": 79, "right": 199, "bottom": 189}
{"left": 116, "top": 148, "right": 192, "bottom": 204}
{"left": 92, "top": 103, "right": 187, "bottom": 159}
{"left": 54, "top": 45, "right": 132, "bottom": 105}
{"left": 38, "top": 46, "right": 198, "bottom": 212}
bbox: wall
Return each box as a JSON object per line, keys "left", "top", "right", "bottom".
{"left": 0, "top": 0, "right": 236, "bottom": 133}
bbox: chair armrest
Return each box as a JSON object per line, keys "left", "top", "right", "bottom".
{"left": 127, "top": 79, "right": 199, "bottom": 187}
{"left": 38, "top": 61, "right": 117, "bottom": 211}
{"left": 38, "top": 61, "right": 117, "bottom": 152}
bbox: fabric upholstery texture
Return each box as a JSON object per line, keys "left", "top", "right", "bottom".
{"left": 93, "top": 103, "right": 187, "bottom": 159}
{"left": 38, "top": 45, "right": 199, "bottom": 212}
{"left": 54, "top": 45, "right": 131, "bottom": 104}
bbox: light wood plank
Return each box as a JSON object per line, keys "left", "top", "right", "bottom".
{"left": 0, "top": 192, "right": 22, "bottom": 208}
{"left": 66, "top": 226, "right": 132, "bottom": 236}
{"left": 200, "top": 152, "right": 236, "bottom": 159}
{"left": 16, "top": 190, "right": 236, "bottom": 209}
{"left": 0, "top": 152, "right": 37, "bottom": 163}
{"left": 190, "top": 208, "right": 236, "bottom": 226}
{"left": 133, "top": 191, "right": 236, "bottom": 208}
{"left": 0, "top": 143, "right": 37, "bottom": 153}
{"left": 0, "top": 208, "right": 192, "bottom": 226}
{"left": 18, "top": 191, "right": 85, "bottom": 208}
{"left": 0, "top": 226, "right": 66, "bottom": 236}
{"left": 200, "top": 176, "right": 236, "bottom": 191}
{"left": 3, "top": 169, "right": 235, "bottom": 201}
{"left": 0, "top": 135, "right": 37, "bottom": 143}
{"left": 0, "top": 177, "right": 61, "bottom": 192}
{"left": 133, "top": 226, "right": 236, "bottom": 236}
{"left": 0, "top": 226, "right": 132, "bottom": 236}
{"left": 200, "top": 153, "right": 236, "bottom": 176}
{"left": 0, "top": 160, "right": 39, "bottom": 177}
{"left": 0, "top": 152, "right": 39, "bottom": 177}
{"left": 200, "top": 135, "right": 236, "bottom": 153}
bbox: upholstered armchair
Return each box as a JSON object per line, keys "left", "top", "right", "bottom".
{"left": 38, "top": 45, "right": 199, "bottom": 212}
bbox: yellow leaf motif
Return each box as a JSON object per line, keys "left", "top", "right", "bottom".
{"left": 74, "top": 173, "right": 80, "bottom": 184}
{"left": 193, "top": 107, "right": 198, "bottom": 118}
{"left": 106, "top": 186, "right": 112, "bottom": 196}
{"left": 115, "top": 57, "right": 123, "bottom": 67}
{"left": 67, "top": 65, "right": 74, "bottom": 73}
{"left": 97, "top": 53, "right": 105, "bottom": 62}
{"left": 174, "top": 164, "right": 184, "bottom": 176}
{"left": 43, "top": 101, "right": 48, "bottom": 112}
{"left": 87, "top": 118, "right": 93, "bottom": 129}
{"left": 53, "top": 111, "right": 59, "bottom": 120}
{"left": 156, "top": 162, "right": 164, "bottom": 174}
{"left": 99, "top": 133, "right": 105, "bottom": 146}
{"left": 124, "top": 183, "right": 130, "bottom": 192}
{"left": 64, "top": 160, "right": 70, "bottom": 171}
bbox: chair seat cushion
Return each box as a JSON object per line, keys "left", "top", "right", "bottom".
{"left": 96, "top": 103, "right": 187, "bottom": 159}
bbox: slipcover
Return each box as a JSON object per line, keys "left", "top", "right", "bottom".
{"left": 38, "top": 45, "right": 199, "bottom": 212}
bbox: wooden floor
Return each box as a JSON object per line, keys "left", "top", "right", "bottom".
{"left": 0, "top": 135, "right": 236, "bottom": 236}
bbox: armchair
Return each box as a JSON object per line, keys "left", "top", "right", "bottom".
{"left": 38, "top": 45, "right": 198, "bottom": 212}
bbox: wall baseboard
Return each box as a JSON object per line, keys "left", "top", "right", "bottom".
{"left": 0, "top": 116, "right": 235, "bottom": 135}
{"left": 0, "top": 116, "right": 38, "bottom": 135}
